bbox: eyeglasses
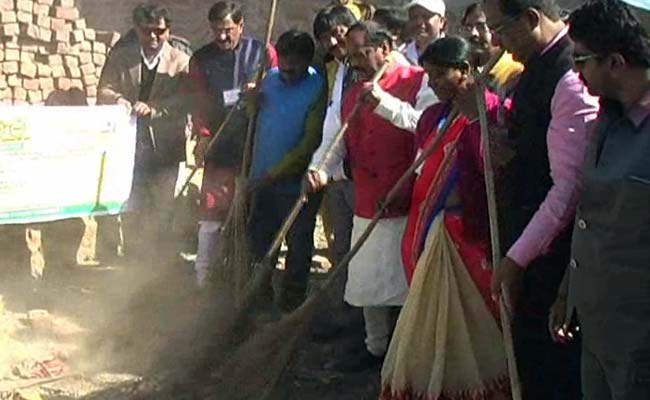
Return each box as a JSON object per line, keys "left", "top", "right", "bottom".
{"left": 573, "top": 53, "right": 601, "bottom": 66}
{"left": 137, "top": 26, "right": 169, "bottom": 37}
{"left": 489, "top": 13, "right": 523, "bottom": 35}
{"left": 459, "top": 22, "right": 489, "bottom": 34}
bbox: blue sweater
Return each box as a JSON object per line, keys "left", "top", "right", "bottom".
{"left": 250, "top": 66, "right": 326, "bottom": 190}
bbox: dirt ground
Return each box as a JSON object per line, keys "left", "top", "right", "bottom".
{"left": 0, "top": 217, "right": 381, "bottom": 400}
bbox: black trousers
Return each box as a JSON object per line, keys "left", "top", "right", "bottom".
{"left": 248, "top": 183, "right": 323, "bottom": 299}
{"left": 514, "top": 252, "right": 582, "bottom": 400}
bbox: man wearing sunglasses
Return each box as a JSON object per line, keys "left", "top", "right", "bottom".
{"left": 556, "top": 1, "right": 650, "bottom": 399}
{"left": 475, "top": 0, "right": 600, "bottom": 398}
{"left": 98, "top": 3, "right": 190, "bottom": 267}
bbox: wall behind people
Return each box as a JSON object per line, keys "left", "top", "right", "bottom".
{"left": 75, "top": 0, "right": 586, "bottom": 50}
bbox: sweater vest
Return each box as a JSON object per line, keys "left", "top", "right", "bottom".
{"left": 343, "top": 65, "right": 424, "bottom": 219}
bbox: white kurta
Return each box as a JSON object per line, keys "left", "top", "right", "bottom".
{"left": 345, "top": 216, "right": 409, "bottom": 307}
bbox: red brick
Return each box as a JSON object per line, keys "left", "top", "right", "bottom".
{"left": 64, "top": 55, "right": 78, "bottom": 67}
{"left": 56, "top": 77, "right": 71, "bottom": 90}
{"left": 79, "top": 51, "right": 92, "bottom": 64}
{"left": 0, "top": 0, "right": 14, "bottom": 11}
{"left": 55, "top": 28, "right": 69, "bottom": 42}
{"left": 93, "top": 41, "right": 106, "bottom": 54}
{"left": 55, "top": 42, "right": 69, "bottom": 54}
{"left": 0, "top": 49, "right": 3, "bottom": 62}
{"left": 50, "top": 17, "right": 67, "bottom": 30}
{"left": 13, "top": 87, "right": 27, "bottom": 101}
{"left": 20, "top": 62, "right": 37, "bottom": 78}
{"left": 58, "top": 0, "right": 75, "bottom": 7}
{"left": 20, "top": 51, "right": 34, "bottom": 63}
{"left": 0, "top": 77, "right": 7, "bottom": 89}
{"left": 17, "top": 11, "right": 31, "bottom": 23}
{"left": 37, "top": 63, "right": 52, "bottom": 76}
{"left": 54, "top": 7, "right": 79, "bottom": 21}
{"left": 16, "top": 0, "right": 33, "bottom": 13}
{"left": 70, "top": 78, "right": 82, "bottom": 89}
{"left": 7, "top": 74, "right": 20, "bottom": 86}
{"left": 27, "top": 89, "right": 43, "bottom": 103}
{"left": 79, "top": 41, "right": 91, "bottom": 51}
{"left": 36, "top": 13, "right": 50, "bottom": 28}
{"left": 38, "top": 45, "right": 51, "bottom": 55}
{"left": 71, "top": 29, "right": 83, "bottom": 42}
{"left": 68, "top": 44, "right": 80, "bottom": 55}
{"left": 80, "top": 63, "right": 95, "bottom": 75}
{"left": 3, "top": 62, "right": 18, "bottom": 74}
{"left": 40, "top": 77, "right": 54, "bottom": 90}
{"left": 37, "top": 0, "right": 54, "bottom": 5}
{"left": 39, "top": 27, "right": 52, "bottom": 42}
{"left": 85, "top": 84, "right": 97, "bottom": 97}
{"left": 92, "top": 53, "right": 105, "bottom": 66}
{"left": 84, "top": 28, "right": 95, "bottom": 41}
{"left": 51, "top": 65, "right": 65, "bottom": 77}
{"left": 4, "top": 49, "right": 19, "bottom": 61}
{"left": 48, "top": 54, "right": 63, "bottom": 65}
{"left": 82, "top": 73, "right": 97, "bottom": 86}
{"left": 41, "top": 87, "right": 52, "bottom": 100}
{"left": 2, "top": 23, "right": 19, "bottom": 36}
{"left": 34, "top": 4, "right": 50, "bottom": 15}
{"left": 67, "top": 65, "right": 80, "bottom": 78}
{"left": 25, "top": 24, "right": 40, "bottom": 40}
{"left": 74, "top": 18, "right": 86, "bottom": 30}
{"left": 23, "top": 78, "right": 40, "bottom": 90}
{"left": 0, "top": 10, "right": 16, "bottom": 23}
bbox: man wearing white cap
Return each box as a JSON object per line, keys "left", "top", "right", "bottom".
{"left": 403, "top": 0, "right": 447, "bottom": 64}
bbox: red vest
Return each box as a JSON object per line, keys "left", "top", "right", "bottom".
{"left": 342, "top": 65, "right": 425, "bottom": 219}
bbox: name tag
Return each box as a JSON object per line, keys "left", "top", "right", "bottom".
{"left": 223, "top": 88, "right": 241, "bottom": 107}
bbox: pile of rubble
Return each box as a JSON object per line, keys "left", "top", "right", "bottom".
{"left": 0, "top": 0, "right": 119, "bottom": 105}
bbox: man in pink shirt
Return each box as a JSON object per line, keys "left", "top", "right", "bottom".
{"left": 480, "top": 0, "right": 600, "bottom": 398}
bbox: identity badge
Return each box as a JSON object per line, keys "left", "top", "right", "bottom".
{"left": 223, "top": 88, "right": 242, "bottom": 107}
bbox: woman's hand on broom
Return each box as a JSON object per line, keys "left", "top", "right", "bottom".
{"left": 548, "top": 295, "right": 578, "bottom": 345}
{"left": 305, "top": 169, "right": 329, "bottom": 193}
{"left": 193, "top": 136, "right": 211, "bottom": 168}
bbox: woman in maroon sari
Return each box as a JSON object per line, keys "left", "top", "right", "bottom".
{"left": 381, "top": 36, "right": 511, "bottom": 400}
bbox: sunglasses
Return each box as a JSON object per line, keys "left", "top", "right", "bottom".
{"left": 138, "top": 26, "right": 169, "bottom": 36}
{"left": 573, "top": 53, "right": 602, "bottom": 66}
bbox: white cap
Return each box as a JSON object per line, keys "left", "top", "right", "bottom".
{"left": 622, "top": 0, "right": 650, "bottom": 11}
{"left": 406, "top": 0, "right": 446, "bottom": 17}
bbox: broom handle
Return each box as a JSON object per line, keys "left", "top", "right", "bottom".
{"left": 475, "top": 81, "right": 523, "bottom": 400}
{"left": 177, "top": 104, "right": 241, "bottom": 198}
{"left": 262, "top": 54, "right": 398, "bottom": 260}
{"left": 241, "top": 0, "right": 279, "bottom": 176}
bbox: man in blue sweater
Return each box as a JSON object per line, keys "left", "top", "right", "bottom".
{"left": 248, "top": 30, "right": 328, "bottom": 312}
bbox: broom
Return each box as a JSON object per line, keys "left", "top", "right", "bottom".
{"left": 475, "top": 73, "right": 523, "bottom": 400}
{"left": 194, "top": 51, "right": 512, "bottom": 400}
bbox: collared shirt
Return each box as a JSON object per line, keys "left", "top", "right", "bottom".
{"left": 506, "top": 27, "right": 600, "bottom": 267}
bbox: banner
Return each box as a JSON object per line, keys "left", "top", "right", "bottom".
{"left": 0, "top": 105, "right": 136, "bottom": 225}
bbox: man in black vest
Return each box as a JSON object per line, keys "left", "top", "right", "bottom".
{"left": 189, "top": 1, "right": 275, "bottom": 288}
{"left": 480, "top": 0, "right": 600, "bottom": 398}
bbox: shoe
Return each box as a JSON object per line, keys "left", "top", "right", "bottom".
{"left": 323, "top": 347, "right": 384, "bottom": 372}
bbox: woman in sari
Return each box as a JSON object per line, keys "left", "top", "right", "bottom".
{"left": 380, "top": 36, "right": 511, "bottom": 400}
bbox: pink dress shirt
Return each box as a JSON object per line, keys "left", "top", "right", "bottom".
{"left": 506, "top": 27, "right": 600, "bottom": 268}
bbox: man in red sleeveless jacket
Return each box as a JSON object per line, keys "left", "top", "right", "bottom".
{"left": 307, "top": 21, "right": 437, "bottom": 370}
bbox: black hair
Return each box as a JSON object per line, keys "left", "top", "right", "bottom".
{"left": 313, "top": 6, "right": 358, "bottom": 39}
{"left": 276, "top": 30, "right": 315, "bottom": 62}
{"left": 45, "top": 88, "right": 88, "bottom": 106}
{"left": 419, "top": 35, "right": 473, "bottom": 70}
{"left": 348, "top": 20, "right": 394, "bottom": 49}
{"left": 132, "top": 2, "right": 171, "bottom": 26}
{"left": 462, "top": 3, "right": 483, "bottom": 24}
{"left": 373, "top": 8, "right": 407, "bottom": 35}
{"left": 208, "top": 1, "right": 243, "bottom": 24}
{"left": 496, "top": 0, "right": 561, "bottom": 21}
{"left": 569, "top": 0, "right": 650, "bottom": 68}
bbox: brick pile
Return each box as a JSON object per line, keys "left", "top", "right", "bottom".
{"left": 0, "top": 0, "right": 120, "bottom": 105}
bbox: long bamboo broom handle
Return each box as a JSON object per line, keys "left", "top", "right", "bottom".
{"left": 260, "top": 51, "right": 402, "bottom": 261}
{"left": 475, "top": 72, "right": 523, "bottom": 400}
{"left": 176, "top": 104, "right": 241, "bottom": 198}
{"left": 240, "top": 0, "right": 279, "bottom": 176}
